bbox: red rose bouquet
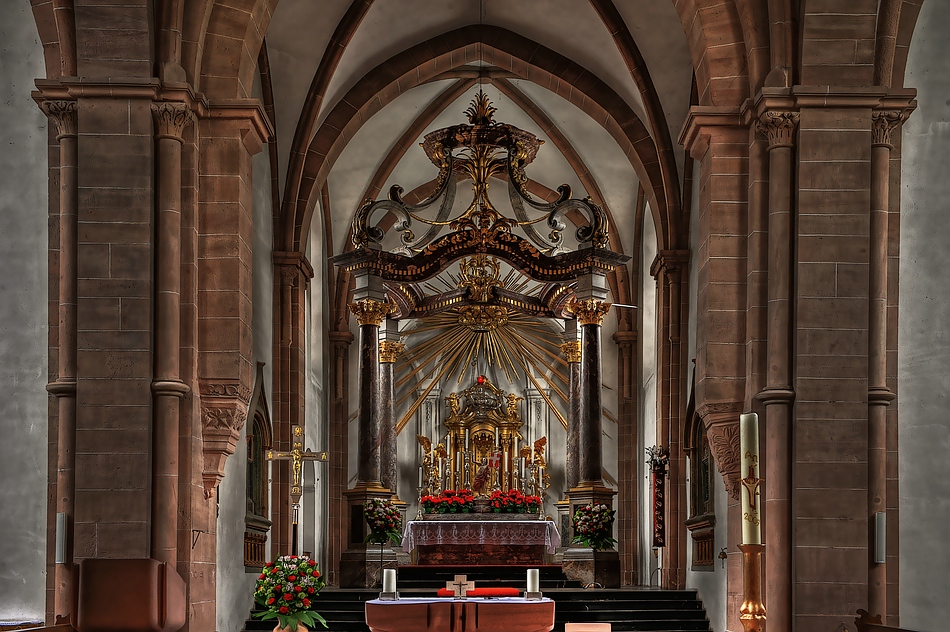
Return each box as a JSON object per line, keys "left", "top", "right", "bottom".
{"left": 253, "top": 555, "right": 327, "bottom": 629}
{"left": 571, "top": 503, "right": 616, "bottom": 551}
{"left": 363, "top": 498, "right": 403, "bottom": 545}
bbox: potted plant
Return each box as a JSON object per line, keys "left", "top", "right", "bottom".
{"left": 363, "top": 498, "right": 403, "bottom": 545}
{"left": 421, "top": 489, "right": 475, "bottom": 514}
{"left": 571, "top": 503, "right": 617, "bottom": 551}
{"left": 253, "top": 555, "right": 327, "bottom": 631}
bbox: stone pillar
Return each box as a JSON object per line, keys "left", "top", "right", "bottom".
{"left": 41, "top": 99, "right": 78, "bottom": 620}
{"left": 756, "top": 109, "right": 799, "bottom": 632}
{"left": 149, "top": 102, "right": 193, "bottom": 566}
{"left": 560, "top": 325, "right": 581, "bottom": 491}
{"left": 867, "top": 109, "right": 903, "bottom": 617}
{"left": 350, "top": 298, "right": 392, "bottom": 485}
{"left": 379, "top": 327, "right": 405, "bottom": 499}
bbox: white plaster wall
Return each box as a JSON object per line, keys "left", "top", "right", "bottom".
{"left": 898, "top": 2, "right": 950, "bottom": 629}
{"left": 216, "top": 138, "right": 275, "bottom": 632}
{"left": 0, "top": 3, "right": 49, "bottom": 625}
{"left": 683, "top": 160, "right": 727, "bottom": 631}
{"left": 638, "top": 208, "right": 659, "bottom": 586}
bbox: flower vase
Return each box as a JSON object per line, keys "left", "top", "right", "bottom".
{"left": 273, "top": 622, "right": 307, "bottom": 632}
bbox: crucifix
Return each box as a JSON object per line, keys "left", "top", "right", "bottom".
{"left": 446, "top": 574, "right": 475, "bottom": 599}
{"left": 267, "top": 425, "right": 329, "bottom": 555}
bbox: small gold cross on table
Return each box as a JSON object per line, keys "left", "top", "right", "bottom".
{"left": 447, "top": 574, "right": 475, "bottom": 599}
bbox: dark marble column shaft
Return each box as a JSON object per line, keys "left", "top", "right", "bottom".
{"left": 350, "top": 299, "right": 392, "bottom": 485}
{"left": 578, "top": 322, "right": 604, "bottom": 484}
{"left": 379, "top": 340, "right": 404, "bottom": 494}
{"left": 563, "top": 341, "right": 581, "bottom": 490}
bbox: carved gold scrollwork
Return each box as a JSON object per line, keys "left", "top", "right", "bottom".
{"left": 756, "top": 111, "right": 800, "bottom": 149}
{"left": 349, "top": 298, "right": 394, "bottom": 326}
{"left": 457, "top": 305, "right": 509, "bottom": 331}
{"left": 41, "top": 100, "right": 78, "bottom": 139}
{"left": 566, "top": 298, "right": 611, "bottom": 326}
{"left": 559, "top": 340, "right": 581, "bottom": 363}
{"left": 379, "top": 340, "right": 405, "bottom": 363}
{"left": 151, "top": 102, "right": 194, "bottom": 142}
{"left": 871, "top": 109, "right": 906, "bottom": 148}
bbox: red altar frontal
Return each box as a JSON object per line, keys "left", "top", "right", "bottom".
{"left": 403, "top": 520, "right": 560, "bottom": 565}
{"left": 365, "top": 597, "right": 555, "bottom": 632}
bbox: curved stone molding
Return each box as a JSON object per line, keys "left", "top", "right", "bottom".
{"left": 349, "top": 298, "right": 394, "bottom": 326}
{"left": 151, "top": 379, "right": 190, "bottom": 398}
{"left": 567, "top": 298, "right": 611, "bottom": 326}
{"left": 871, "top": 109, "right": 906, "bottom": 148}
{"left": 151, "top": 102, "right": 194, "bottom": 141}
{"left": 199, "top": 380, "right": 251, "bottom": 497}
{"left": 756, "top": 111, "right": 800, "bottom": 149}
{"left": 41, "top": 100, "right": 78, "bottom": 139}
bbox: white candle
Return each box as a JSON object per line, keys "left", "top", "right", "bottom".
{"left": 418, "top": 466, "right": 424, "bottom": 488}
{"left": 382, "top": 568, "right": 396, "bottom": 594}
{"left": 739, "top": 412, "right": 762, "bottom": 545}
{"left": 464, "top": 428, "right": 470, "bottom": 450}
{"left": 527, "top": 568, "right": 539, "bottom": 593}
{"left": 494, "top": 428, "right": 499, "bottom": 446}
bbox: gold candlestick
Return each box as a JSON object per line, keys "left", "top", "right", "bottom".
{"left": 739, "top": 543, "right": 766, "bottom": 632}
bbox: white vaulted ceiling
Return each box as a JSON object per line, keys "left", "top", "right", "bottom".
{"left": 264, "top": 0, "right": 694, "bottom": 258}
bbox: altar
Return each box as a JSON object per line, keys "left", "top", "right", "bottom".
{"left": 365, "top": 597, "right": 555, "bottom": 632}
{"left": 403, "top": 520, "right": 560, "bottom": 565}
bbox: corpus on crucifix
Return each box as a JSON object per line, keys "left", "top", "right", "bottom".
{"left": 446, "top": 575, "right": 475, "bottom": 599}
{"left": 267, "top": 425, "right": 329, "bottom": 554}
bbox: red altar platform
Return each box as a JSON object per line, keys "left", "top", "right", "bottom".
{"left": 365, "top": 597, "right": 555, "bottom": 632}
{"left": 402, "top": 520, "right": 560, "bottom": 565}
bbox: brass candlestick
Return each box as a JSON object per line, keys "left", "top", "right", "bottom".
{"left": 739, "top": 543, "right": 766, "bottom": 632}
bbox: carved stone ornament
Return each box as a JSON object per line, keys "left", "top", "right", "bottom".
{"left": 756, "top": 111, "right": 800, "bottom": 149}
{"left": 871, "top": 110, "right": 906, "bottom": 148}
{"left": 560, "top": 340, "right": 581, "bottom": 363}
{"left": 199, "top": 380, "right": 250, "bottom": 497}
{"left": 706, "top": 423, "right": 741, "bottom": 500}
{"left": 566, "top": 298, "right": 611, "bottom": 326}
{"left": 378, "top": 340, "right": 405, "bottom": 363}
{"left": 151, "top": 102, "right": 194, "bottom": 141}
{"left": 41, "top": 100, "right": 78, "bottom": 139}
{"left": 349, "top": 298, "right": 394, "bottom": 326}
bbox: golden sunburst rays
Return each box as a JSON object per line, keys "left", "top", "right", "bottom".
{"left": 393, "top": 259, "right": 570, "bottom": 434}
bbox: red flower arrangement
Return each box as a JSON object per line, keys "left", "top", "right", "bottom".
{"left": 489, "top": 489, "right": 542, "bottom": 513}
{"left": 253, "top": 555, "right": 327, "bottom": 629}
{"left": 421, "top": 489, "right": 475, "bottom": 513}
{"left": 363, "top": 498, "right": 403, "bottom": 546}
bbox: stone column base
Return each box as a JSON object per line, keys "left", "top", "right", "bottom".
{"left": 554, "top": 499, "right": 573, "bottom": 563}
{"left": 340, "top": 545, "right": 399, "bottom": 588}
{"left": 562, "top": 548, "right": 620, "bottom": 588}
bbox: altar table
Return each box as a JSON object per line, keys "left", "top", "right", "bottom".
{"left": 365, "top": 597, "right": 555, "bottom": 632}
{"left": 402, "top": 520, "right": 560, "bottom": 565}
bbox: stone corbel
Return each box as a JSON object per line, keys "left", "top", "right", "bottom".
{"left": 199, "top": 380, "right": 252, "bottom": 497}
{"left": 696, "top": 401, "right": 745, "bottom": 500}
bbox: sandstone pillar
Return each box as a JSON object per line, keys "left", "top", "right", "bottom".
{"left": 867, "top": 109, "right": 903, "bottom": 618}
{"left": 756, "top": 109, "right": 799, "bottom": 632}
{"left": 41, "top": 99, "right": 78, "bottom": 620}
{"left": 150, "top": 102, "right": 194, "bottom": 566}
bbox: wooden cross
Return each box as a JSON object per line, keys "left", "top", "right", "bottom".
{"left": 266, "top": 425, "right": 329, "bottom": 502}
{"left": 446, "top": 575, "right": 475, "bottom": 599}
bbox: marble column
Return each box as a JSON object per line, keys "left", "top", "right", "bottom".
{"left": 867, "top": 109, "right": 903, "bottom": 617}
{"left": 150, "top": 102, "right": 193, "bottom": 566}
{"left": 379, "top": 332, "right": 405, "bottom": 497}
{"left": 571, "top": 299, "right": 610, "bottom": 486}
{"left": 561, "top": 330, "right": 581, "bottom": 491}
{"left": 41, "top": 99, "right": 78, "bottom": 619}
{"left": 756, "top": 110, "right": 799, "bottom": 632}
{"left": 349, "top": 298, "right": 393, "bottom": 485}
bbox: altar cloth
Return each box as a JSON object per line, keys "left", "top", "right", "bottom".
{"left": 365, "top": 597, "right": 555, "bottom": 632}
{"left": 402, "top": 520, "right": 560, "bottom": 554}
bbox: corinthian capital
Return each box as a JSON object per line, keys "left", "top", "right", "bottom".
{"left": 559, "top": 340, "right": 581, "bottom": 363}
{"left": 756, "top": 111, "right": 800, "bottom": 149}
{"left": 871, "top": 109, "right": 906, "bottom": 148}
{"left": 349, "top": 298, "right": 394, "bottom": 326}
{"left": 567, "top": 298, "right": 611, "bottom": 326}
{"left": 152, "top": 102, "right": 194, "bottom": 141}
{"left": 41, "top": 101, "right": 78, "bottom": 139}
{"left": 379, "top": 341, "right": 405, "bottom": 363}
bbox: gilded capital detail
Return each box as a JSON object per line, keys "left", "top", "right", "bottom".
{"left": 379, "top": 341, "right": 405, "bottom": 363}
{"left": 567, "top": 298, "right": 611, "bottom": 326}
{"left": 349, "top": 298, "right": 394, "bottom": 326}
{"left": 151, "top": 102, "right": 194, "bottom": 141}
{"left": 756, "top": 111, "right": 800, "bottom": 149}
{"left": 41, "top": 100, "right": 78, "bottom": 139}
{"left": 871, "top": 110, "right": 905, "bottom": 148}
{"left": 560, "top": 340, "right": 581, "bottom": 363}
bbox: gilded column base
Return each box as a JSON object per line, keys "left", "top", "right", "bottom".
{"left": 739, "top": 543, "right": 766, "bottom": 632}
